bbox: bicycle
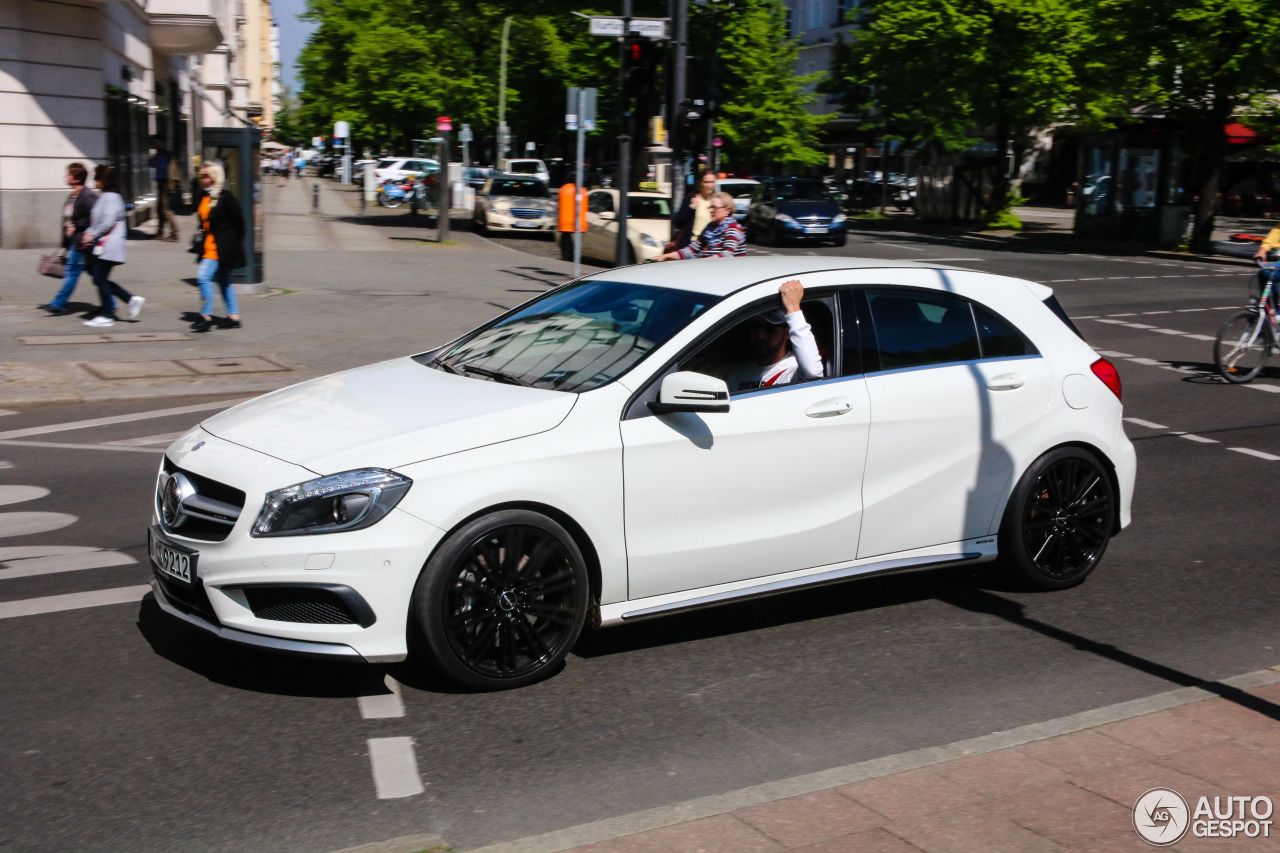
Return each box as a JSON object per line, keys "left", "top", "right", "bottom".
{"left": 1213, "top": 259, "right": 1280, "bottom": 383}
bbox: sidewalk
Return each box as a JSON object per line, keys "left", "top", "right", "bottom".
{"left": 0, "top": 178, "right": 575, "bottom": 405}
{"left": 451, "top": 666, "right": 1280, "bottom": 852}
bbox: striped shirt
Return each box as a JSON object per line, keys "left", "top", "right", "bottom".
{"left": 676, "top": 218, "right": 746, "bottom": 259}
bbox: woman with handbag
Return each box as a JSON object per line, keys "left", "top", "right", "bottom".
{"left": 39, "top": 163, "right": 97, "bottom": 316}
{"left": 192, "top": 161, "right": 246, "bottom": 332}
{"left": 81, "top": 165, "right": 144, "bottom": 328}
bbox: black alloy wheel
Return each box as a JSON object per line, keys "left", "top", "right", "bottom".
{"left": 998, "top": 447, "right": 1115, "bottom": 590}
{"left": 411, "top": 510, "right": 589, "bottom": 690}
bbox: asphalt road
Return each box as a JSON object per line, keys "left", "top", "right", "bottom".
{"left": 2, "top": 233, "right": 1279, "bottom": 852}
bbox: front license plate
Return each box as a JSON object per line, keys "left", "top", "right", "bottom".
{"left": 805, "top": 226, "right": 828, "bottom": 234}
{"left": 150, "top": 528, "right": 197, "bottom": 585}
{"left": 512, "top": 221, "right": 539, "bottom": 228}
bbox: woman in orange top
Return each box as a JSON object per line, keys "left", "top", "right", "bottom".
{"left": 193, "top": 162, "right": 246, "bottom": 332}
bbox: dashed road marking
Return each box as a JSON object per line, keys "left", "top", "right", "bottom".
{"left": 368, "top": 737, "right": 425, "bottom": 799}
{"left": 0, "top": 486, "right": 49, "bottom": 506}
{"left": 0, "top": 398, "right": 247, "bottom": 441}
{"left": 1177, "top": 308, "right": 1208, "bottom": 312}
{"left": 0, "top": 551, "right": 136, "bottom": 581}
{"left": 1229, "top": 447, "right": 1280, "bottom": 461}
{"left": 0, "top": 439, "right": 166, "bottom": 454}
{"left": 1110, "top": 313, "right": 1137, "bottom": 316}
{"left": 358, "top": 674, "right": 406, "bottom": 719}
{"left": 1127, "top": 357, "right": 1163, "bottom": 366}
{"left": 0, "top": 585, "right": 150, "bottom": 619}
{"left": 1096, "top": 350, "right": 1133, "bottom": 358}
{"left": 1124, "top": 418, "right": 1168, "bottom": 429}
{"left": 1185, "top": 334, "right": 1216, "bottom": 341}
{"left": 1095, "top": 319, "right": 1128, "bottom": 325}
{"left": 103, "top": 431, "right": 187, "bottom": 447}
{"left": 0, "top": 512, "right": 77, "bottom": 536}
{"left": 1142, "top": 310, "right": 1172, "bottom": 315}
{"left": 1247, "top": 384, "right": 1280, "bottom": 393}
{"left": 1181, "top": 434, "right": 1219, "bottom": 444}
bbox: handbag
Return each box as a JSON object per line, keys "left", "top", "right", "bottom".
{"left": 38, "top": 250, "right": 66, "bottom": 278}
{"left": 189, "top": 228, "right": 205, "bottom": 255}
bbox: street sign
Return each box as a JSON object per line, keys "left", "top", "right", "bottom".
{"left": 311, "top": 136, "right": 322, "bottom": 148}
{"left": 713, "top": 136, "right": 723, "bottom": 148}
{"left": 589, "top": 16, "right": 669, "bottom": 39}
{"left": 458, "top": 124, "right": 473, "bottom": 143}
{"left": 436, "top": 116, "right": 453, "bottom": 131}
{"left": 581, "top": 88, "right": 597, "bottom": 131}
{"left": 566, "top": 86, "right": 579, "bottom": 130}
{"left": 334, "top": 120, "right": 349, "bottom": 139}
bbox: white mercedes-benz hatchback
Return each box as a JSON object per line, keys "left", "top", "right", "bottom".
{"left": 150, "top": 258, "right": 1135, "bottom": 689}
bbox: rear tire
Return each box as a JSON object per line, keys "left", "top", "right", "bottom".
{"left": 998, "top": 447, "right": 1115, "bottom": 591}
{"left": 1214, "top": 310, "right": 1271, "bottom": 383}
{"left": 409, "top": 510, "right": 589, "bottom": 691}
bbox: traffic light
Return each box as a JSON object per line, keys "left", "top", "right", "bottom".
{"left": 624, "top": 40, "right": 659, "bottom": 98}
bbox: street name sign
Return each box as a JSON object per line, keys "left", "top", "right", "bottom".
{"left": 589, "top": 16, "right": 669, "bottom": 39}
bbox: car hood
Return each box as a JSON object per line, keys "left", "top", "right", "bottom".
{"left": 201, "top": 357, "right": 576, "bottom": 474}
{"left": 777, "top": 200, "right": 840, "bottom": 217}
{"left": 492, "top": 196, "right": 555, "bottom": 209}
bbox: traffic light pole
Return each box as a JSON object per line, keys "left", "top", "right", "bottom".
{"left": 615, "top": 0, "right": 633, "bottom": 266}
{"left": 670, "top": 0, "right": 688, "bottom": 213}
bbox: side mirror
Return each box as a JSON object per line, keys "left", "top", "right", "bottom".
{"left": 599, "top": 210, "right": 616, "bottom": 221}
{"left": 649, "top": 371, "right": 730, "bottom": 415}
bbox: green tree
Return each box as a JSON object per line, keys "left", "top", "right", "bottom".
{"left": 716, "top": 0, "right": 828, "bottom": 171}
{"left": 1094, "top": 0, "right": 1280, "bottom": 251}
{"left": 831, "top": 0, "right": 1094, "bottom": 222}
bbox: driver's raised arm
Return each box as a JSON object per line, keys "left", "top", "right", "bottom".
{"left": 779, "top": 279, "right": 824, "bottom": 380}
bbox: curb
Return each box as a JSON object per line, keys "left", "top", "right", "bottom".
{"left": 435, "top": 665, "right": 1280, "bottom": 853}
{"left": 1144, "top": 250, "right": 1259, "bottom": 268}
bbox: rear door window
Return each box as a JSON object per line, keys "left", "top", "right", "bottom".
{"left": 865, "top": 289, "right": 980, "bottom": 370}
{"left": 973, "top": 303, "right": 1035, "bottom": 358}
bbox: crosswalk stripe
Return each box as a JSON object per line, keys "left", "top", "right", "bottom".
{"left": 0, "top": 585, "right": 150, "bottom": 619}
{"left": 0, "top": 398, "right": 249, "bottom": 441}
{"left": 0, "top": 551, "right": 136, "bottom": 581}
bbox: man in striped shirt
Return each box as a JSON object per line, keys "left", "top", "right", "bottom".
{"left": 651, "top": 192, "right": 745, "bottom": 261}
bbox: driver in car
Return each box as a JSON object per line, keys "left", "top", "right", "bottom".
{"left": 724, "top": 279, "right": 824, "bottom": 392}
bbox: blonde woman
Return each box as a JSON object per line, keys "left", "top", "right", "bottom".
{"left": 193, "top": 162, "right": 246, "bottom": 332}
{"left": 667, "top": 169, "right": 717, "bottom": 252}
{"left": 650, "top": 192, "right": 745, "bottom": 260}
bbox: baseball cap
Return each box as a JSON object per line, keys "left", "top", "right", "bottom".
{"left": 757, "top": 306, "right": 789, "bottom": 326}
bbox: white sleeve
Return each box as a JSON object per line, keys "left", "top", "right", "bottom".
{"left": 785, "top": 311, "right": 824, "bottom": 379}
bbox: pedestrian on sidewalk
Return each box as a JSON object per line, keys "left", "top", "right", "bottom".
{"left": 192, "top": 161, "right": 245, "bottom": 333}
{"left": 148, "top": 135, "right": 180, "bottom": 241}
{"left": 39, "top": 162, "right": 97, "bottom": 316}
{"left": 81, "top": 166, "right": 144, "bottom": 328}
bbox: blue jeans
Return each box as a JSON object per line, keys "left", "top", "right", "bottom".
{"left": 50, "top": 246, "right": 87, "bottom": 309}
{"left": 197, "top": 258, "right": 238, "bottom": 316}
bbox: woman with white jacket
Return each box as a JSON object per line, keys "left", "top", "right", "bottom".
{"left": 81, "top": 165, "right": 143, "bottom": 328}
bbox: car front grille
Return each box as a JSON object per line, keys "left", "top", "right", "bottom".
{"left": 158, "top": 458, "right": 246, "bottom": 543}
{"left": 241, "top": 586, "right": 373, "bottom": 626}
{"left": 796, "top": 215, "right": 833, "bottom": 226}
{"left": 510, "top": 208, "right": 546, "bottom": 219}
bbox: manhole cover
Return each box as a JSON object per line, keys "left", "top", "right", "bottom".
{"left": 178, "top": 356, "right": 290, "bottom": 375}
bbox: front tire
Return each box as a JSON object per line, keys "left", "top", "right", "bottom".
{"left": 1214, "top": 310, "right": 1271, "bottom": 383}
{"left": 998, "top": 447, "right": 1114, "bottom": 590}
{"left": 410, "top": 510, "right": 589, "bottom": 690}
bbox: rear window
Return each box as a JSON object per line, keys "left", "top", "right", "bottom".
{"left": 509, "top": 162, "right": 543, "bottom": 174}
{"left": 1043, "top": 295, "right": 1085, "bottom": 339}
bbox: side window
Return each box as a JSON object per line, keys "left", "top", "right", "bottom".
{"left": 588, "top": 192, "right": 607, "bottom": 214}
{"left": 866, "top": 289, "right": 980, "bottom": 370}
{"left": 973, "top": 303, "right": 1035, "bottom": 359}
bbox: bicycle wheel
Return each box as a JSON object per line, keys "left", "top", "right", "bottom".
{"left": 1214, "top": 310, "right": 1271, "bottom": 383}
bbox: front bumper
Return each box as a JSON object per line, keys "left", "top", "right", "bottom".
{"left": 484, "top": 210, "right": 554, "bottom": 231}
{"left": 780, "top": 221, "right": 847, "bottom": 240}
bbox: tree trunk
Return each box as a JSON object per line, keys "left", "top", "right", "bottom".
{"left": 987, "top": 121, "right": 1011, "bottom": 221}
{"left": 1190, "top": 91, "right": 1233, "bottom": 254}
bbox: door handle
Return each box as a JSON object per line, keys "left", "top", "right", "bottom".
{"left": 806, "top": 397, "right": 854, "bottom": 418}
{"left": 986, "top": 372, "right": 1026, "bottom": 391}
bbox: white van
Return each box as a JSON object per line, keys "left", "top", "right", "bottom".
{"left": 503, "top": 159, "right": 549, "bottom": 182}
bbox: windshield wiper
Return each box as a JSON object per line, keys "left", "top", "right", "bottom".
{"left": 432, "top": 357, "right": 463, "bottom": 376}
{"left": 459, "top": 364, "right": 533, "bottom": 387}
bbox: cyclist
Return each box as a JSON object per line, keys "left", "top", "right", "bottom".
{"left": 1253, "top": 226, "right": 1279, "bottom": 262}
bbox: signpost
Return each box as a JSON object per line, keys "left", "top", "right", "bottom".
{"left": 566, "top": 87, "right": 598, "bottom": 277}
{"left": 588, "top": 16, "right": 669, "bottom": 38}
{"left": 334, "top": 120, "right": 351, "bottom": 184}
{"left": 459, "top": 123, "right": 473, "bottom": 169}
{"left": 437, "top": 116, "right": 451, "bottom": 243}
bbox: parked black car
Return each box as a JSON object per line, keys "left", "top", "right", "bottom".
{"left": 746, "top": 178, "right": 848, "bottom": 247}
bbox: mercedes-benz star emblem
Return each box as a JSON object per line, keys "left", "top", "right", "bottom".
{"left": 161, "top": 473, "right": 196, "bottom": 529}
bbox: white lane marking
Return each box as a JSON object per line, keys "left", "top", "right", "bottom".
{"left": 1213, "top": 306, "right": 1239, "bottom": 310}
{"left": 0, "top": 398, "right": 250, "bottom": 440}
{"left": 0, "top": 546, "right": 99, "bottom": 560}
{"left": 1181, "top": 434, "right": 1219, "bottom": 444}
{"left": 872, "top": 242, "right": 926, "bottom": 251}
{"left": 1135, "top": 276, "right": 1158, "bottom": 279}
{"left": 358, "top": 674, "right": 406, "bottom": 719}
{"left": 0, "top": 585, "right": 150, "bottom": 619}
{"left": 1048, "top": 279, "right": 1077, "bottom": 282}
{"left": 1094, "top": 319, "right": 1128, "bottom": 325}
{"left": 1074, "top": 315, "right": 1098, "bottom": 319}
{"left": 1229, "top": 447, "right": 1280, "bottom": 461}
{"left": 1110, "top": 313, "right": 1138, "bottom": 317}
{"left": 1177, "top": 308, "right": 1208, "bottom": 312}
{"left": 1152, "top": 328, "right": 1187, "bottom": 335}
{"left": 103, "top": 431, "right": 187, "bottom": 447}
{"left": 0, "top": 486, "right": 49, "bottom": 505}
{"left": 0, "top": 462, "right": 12, "bottom": 470}
{"left": 1247, "top": 384, "right": 1280, "bottom": 393}
{"left": 1143, "top": 311, "right": 1172, "bottom": 315}
{"left": 1126, "top": 323, "right": 1157, "bottom": 329}
{"left": 1186, "top": 334, "right": 1217, "bottom": 341}
{"left": 1124, "top": 418, "right": 1168, "bottom": 429}
{"left": 1127, "top": 357, "right": 1163, "bottom": 366}
{"left": 0, "top": 439, "right": 165, "bottom": 455}
{"left": 916, "top": 257, "right": 982, "bottom": 262}
{"left": 0, "top": 551, "right": 136, "bottom": 581}
{"left": 368, "top": 737, "right": 425, "bottom": 799}
{"left": 0, "top": 410, "right": 16, "bottom": 417}
{"left": 0, "top": 512, "right": 77, "bottom": 537}
{"left": 1096, "top": 350, "right": 1133, "bottom": 358}
{"left": 1078, "top": 277, "right": 1104, "bottom": 281}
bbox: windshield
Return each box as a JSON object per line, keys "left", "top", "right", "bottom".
{"left": 376, "top": 159, "right": 397, "bottom": 169}
{"left": 491, "top": 179, "right": 550, "bottom": 198}
{"left": 775, "top": 181, "right": 834, "bottom": 202}
{"left": 629, "top": 197, "right": 671, "bottom": 219}
{"left": 509, "top": 162, "right": 543, "bottom": 174}
{"left": 433, "top": 281, "right": 720, "bottom": 392}
{"left": 719, "top": 183, "right": 757, "bottom": 199}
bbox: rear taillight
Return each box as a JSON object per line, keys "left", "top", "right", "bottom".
{"left": 1090, "top": 358, "right": 1122, "bottom": 401}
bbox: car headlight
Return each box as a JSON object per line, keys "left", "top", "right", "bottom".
{"left": 639, "top": 232, "right": 661, "bottom": 247}
{"left": 252, "top": 469, "right": 412, "bottom": 537}
{"left": 775, "top": 213, "right": 798, "bottom": 226}
{"left": 832, "top": 212, "right": 847, "bottom": 225}
{"left": 492, "top": 203, "right": 509, "bottom": 214}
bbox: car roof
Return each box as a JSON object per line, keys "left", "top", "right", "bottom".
{"left": 581, "top": 256, "right": 998, "bottom": 298}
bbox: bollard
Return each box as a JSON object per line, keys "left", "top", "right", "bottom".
{"left": 312, "top": 183, "right": 319, "bottom": 212}
{"left": 359, "top": 188, "right": 366, "bottom": 216}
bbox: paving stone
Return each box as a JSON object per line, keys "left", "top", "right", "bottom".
{"left": 935, "top": 749, "right": 1070, "bottom": 799}
{"left": 177, "top": 355, "right": 290, "bottom": 375}
{"left": 734, "top": 789, "right": 884, "bottom": 847}
{"left": 1160, "top": 742, "right": 1280, "bottom": 791}
{"left": 1168, "top": 696, "right": 1280, "bottom": 739}
{"left": 80, "top": 359, "right": 194, "bottom": 379}
{"left": 837, "top": 767, "right": 986, "bottom": 820}
{"left": 1021, "top": 730, "right": 1154, "bottom": 776}
{"left": 886, "top": 804, "right": 1066, "bottom": 853}
{"left": 989, "top": 781, "right": 1133, "bottom": 847}
{"left": 1069, "top": 761, "right": 1208, "bottom": 810}
{"left": 1096, "top": 710, "right": 1232, "bottom": 758}
{"left": 632, "top": 814, "right": 783, "bottom": 853}
{"left": 790, "top": 827, "right": 924, "bottom": 853}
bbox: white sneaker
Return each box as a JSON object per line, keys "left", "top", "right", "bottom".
{"left": 127, "top": 295, "right": 145, "bottom": 320}
{"left": 83, "top": 316, "right": 115, "bottom": 328}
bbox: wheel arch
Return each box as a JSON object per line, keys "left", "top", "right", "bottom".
{"left": 1034, "top": 440, "right": 1124, "bottom": 535}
